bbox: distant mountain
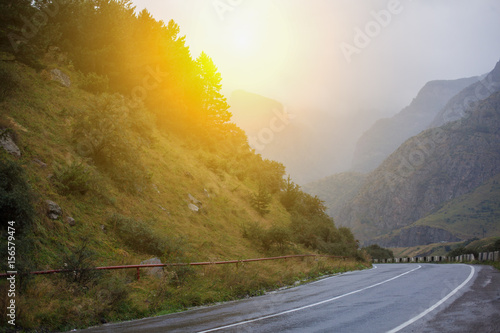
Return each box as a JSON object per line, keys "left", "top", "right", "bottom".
{"left": 337, "top": 90, "right": 500, "bottom": 245}
{"left": 351, "top": 76, "right": 479, "bottom": 173}
{"left": 430, "top": 60, "right": 500, "bottom": 128}
{"left": 229, "top": 90, "right": 380, "bottom": 184}
{"left": 302, "top": 172, "right": 365, "bottom": 218}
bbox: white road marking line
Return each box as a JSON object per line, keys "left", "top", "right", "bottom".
{"left": 308, "top": 263, "right": 378, "bottom": 286}
{"left": 197, "top": 265, "right": 422, "bottom": 333}
{"left": 386, "top": 264, "right": 475, "bottom": 333}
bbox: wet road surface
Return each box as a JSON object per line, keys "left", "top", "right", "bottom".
{"left": 75, "top": 264, "right": 499, "bottom": 333}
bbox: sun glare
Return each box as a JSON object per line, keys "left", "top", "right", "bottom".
{"left": 232, "top": 26, "right": 254, "bottom": 52}
{"left": 188, "top": 1, "right": 294, "bottom": 95}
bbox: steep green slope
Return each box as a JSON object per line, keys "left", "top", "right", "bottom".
{"left": 0, "top": 56, "right": 366, "bottom": 331}
{"left": 0, "top": 9, "right": 370, "bottom": 328}
{"left": 414, "top": 173, "right": 500, "bottom": 237}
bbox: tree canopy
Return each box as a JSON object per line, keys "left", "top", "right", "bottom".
{"left": 0, "top": 0, "right": 231, "bottom": 135}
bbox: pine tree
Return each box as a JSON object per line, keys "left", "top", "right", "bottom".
{"left": 280, "top": 176, "right": 301, "bottom": 211}
{"left": 196, "top": 52, "right": 231, "bottom": 126}
{"left": 251, "top": 186, "right": 272, "bottom": 216}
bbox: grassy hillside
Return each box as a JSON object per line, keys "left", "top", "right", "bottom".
{"left": 413, "top": 173, "right": 500, "bottom": 238}
{"left": 0, "top": 2, "right": 369, "bottom": 329}
{"left": 0, "top": 56, "right": 367, "bottom": 331}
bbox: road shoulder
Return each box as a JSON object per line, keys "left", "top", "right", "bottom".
{"left": 419, "top": 265, "right": 500, "bottom": 333}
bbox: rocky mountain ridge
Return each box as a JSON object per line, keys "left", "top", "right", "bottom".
{"left": 351, "top": 76, "right": 479, "bottom": 173}
{"left": 430, "top": 60, "right": 500, "bottom": 128}
{"left": 338, "top": 90, "right": 500, "bottom": 244}
{"left": 305, "top": 60, "right": 500, "bottom": 247}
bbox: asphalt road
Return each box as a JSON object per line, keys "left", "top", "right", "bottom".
{"left": 75, "top": 263, "right": 500, "bottom": 333}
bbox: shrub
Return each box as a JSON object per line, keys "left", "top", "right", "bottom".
{"left": 251, "top": 186, "right": 272, "bottom": 216}
{"left": 78, "top": 71, "right": 109, "bottom": 94}
{"left": 61, "top": 238, "right": 102, "bottom": 287}
{"left": 0, "top": 63, "right": 21, "bottom": 101}
{"left": 109, "top": 214, "right": 183, "bottom": 257}
{"left": 266, "top": 225, "right": 290, "bottom": 251}
{"left": 242, "top": 222, "right": 290, "bottom": 252}
{"left": 72, "top": 93, "right": 150, "bottom": 191}
{"left": 362, "top": 244, "right": 394, "bottom": 260}
{"left": 447, "top": 247, "right": 478, "bottom": 258}
{"left": 0, "top": 156, "right": 35, "bottom": 232}
{"left": 52, "top": 161, "right": 91, "bottom": 195}
{"left": 73, "top": 94, "right": 133, "bottom": 167}
{"left": 485, "top": 239, "right": 500, "bottom": 252}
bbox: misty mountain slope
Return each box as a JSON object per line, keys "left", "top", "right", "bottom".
{"left": 229, "top": 90, "right": 328, "bottom": 184}
{"left": 302, "top": 172, "right": 366, "bottom": 218}
{"left": 337, "top": 90, "right": 500, "bottom": 244}
{"left": 229, "top": 90, "right": 380, "bottom": 184}
{"left": 430, "top": 59, "right": 500, "bottom": 128}
{"left": 351, "top": 76, "right": 479, "bottom": 173}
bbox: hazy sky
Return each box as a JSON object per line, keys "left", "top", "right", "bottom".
{"left": 130, "top": 0, "right": 500, "bottom": 117}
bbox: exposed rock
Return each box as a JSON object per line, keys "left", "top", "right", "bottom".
{"left": 0, "top": 130, "right": 21, "bottom": 157}
{"left": 152, "top": 184, "right": 160, "bottom": 194}
{"left": 204, "top": 188, "right": 210, "bottom": 197}
{"left": 375, "top": 226, "right": 462, "bottom": 247}
{"left": 336, "top": 91, "right": 500, "bottom": 245}
{"left": 188, "top": 203, "right": 199, "bottom": 212}
{"left": 140, "top": 257, "right": 163, "bottom": 278}
{"left": 431, "top": 60, "right": 500, "bottom": 128}
{"left": 46, "top": 200, "right": 62, "bottom": 219}
{"left": 188, "top": 193, "right": 201, "bottom": 206}
{"left": 32, "top": 158, "right": 47, "bottom": 168}
{"left": 157, "top": 205, "right": 170, "bottom": 215}
{"left": 66, "top": 216, "right": 76, "bottom": 227}
{"left": 352, "top": 76, "right": 480, "bottom": 173}
{"left": 50, "top": 68, "right": 71, "bottom": 87}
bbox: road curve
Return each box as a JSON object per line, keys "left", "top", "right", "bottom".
{"left": 75, "top": 264, "right": 499, "bottom": 333}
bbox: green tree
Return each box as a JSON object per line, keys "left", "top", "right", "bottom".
{"left": 280, "top": 176, "right": 301, "bottom": 211}
{"left": 362, "top": 244, "right": 394, "bottom": 260}
{"left": 0, "top": 0, "right": 49, "bottom": 68}
{"left": 196, "top": 51, "right": 231, "bottom": 125}
{"left": 251, "top": 186, "right": 272, "bottom": 216}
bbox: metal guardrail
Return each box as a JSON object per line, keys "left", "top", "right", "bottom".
{"left": 1, "top": 254, "right": 347, "bottom": 280}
